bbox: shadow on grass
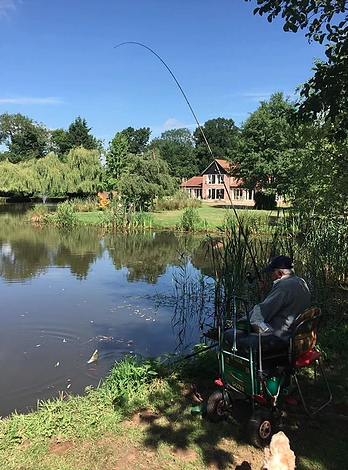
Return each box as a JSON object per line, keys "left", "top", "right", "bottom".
{"left": 135, "top": 356, "right": 348, "bottom": 470}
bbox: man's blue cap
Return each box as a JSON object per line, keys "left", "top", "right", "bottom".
{"left": 262, "top": 255, "right": 294, "bottom": 273}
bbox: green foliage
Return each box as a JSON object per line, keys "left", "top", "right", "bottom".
{"left": 119, "top": 126, "right": 151, "bottom": 155}
{"left": 235, "top": 92, "right": 297, "bottom": 196}
{"left": 27, "top": 204, "right": 49, "bottom": 224}
{"left": 66, "top": 147, "right": 103, "bottom": 195}
{"left": 153, "top": 191, "right": 202, "bottom": 211}
{"left": 0, "top": 113, "right": 50, "bottom": 163}
{"left": 117, "top": 149, "right": 177, "bottom": 209}
{"left": 98, "top": 203, "right": 153, "bottom": 230}
{"left": 70, "top": 197, "right": 98, "bottom": 212}
{"left": 50, "top": 128, "right": 71, "bottom": 159}
{"left": 254, "top": 191, "right": 276, "bottom": 210}
{"left": 102, "top": 356, "right": 159, "bottom": 411}
{"left": 30, "top": 152, "right": 68, "bottom": 197}
{"left": 0, "top": 159, "right": 35, "bottom": 196}
{"left": 52, "top": 201, "right": 78, "bottom": 226}
{"left": 66, "top": 116, "right": 100, "bottom": 151}
{"left": 179, "top": 206, "right": 202, "bottom": 231}
{"left": 150, "top": 127, "right": 198, "bottom": 179}
{"left": 105, "top": 132, "right": 130, "bottom": 190}
{"left": 245, "top": 0, "right": 348, "bottom": 137}
{"left": 50, "top": 117, "right": 101, "bottom": 158}
{"left": 193, "top": 118, "right": 240, "bottom": 172}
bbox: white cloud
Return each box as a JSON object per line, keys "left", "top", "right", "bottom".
{"left": 0, "top": 0, "right": 16, "bottom": 17}
{"left": 163, "top": 118, "right": 185, "bottom": 129}
{"left": 0, "top": 97, "right": 63, "bottom": 105}
{"left": 242, "top": 90, "right": 298, "bottom": 103}
{"left": 243, "top": 92, "right": 273, "bottom": 102}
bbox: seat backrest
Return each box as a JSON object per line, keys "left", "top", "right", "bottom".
{"left": 292, "top": 307, "right": 322, "bottom": 358}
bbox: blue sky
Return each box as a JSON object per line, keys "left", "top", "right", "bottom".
{"left": 0, "top": 0, "right": 326, "bottom": 145}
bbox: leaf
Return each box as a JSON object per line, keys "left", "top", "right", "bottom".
{"left": 87, "top": 349, "right": 99, "bottom": 364}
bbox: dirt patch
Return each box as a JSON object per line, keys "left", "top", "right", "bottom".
{"left": 170, "top": 446, "right": 198, "bottom": 462}
{"left": 47, "top": 440, "right": 73, "bottom": 456}
{"left": 128, "top": 408, "right": 161, "bottom": 425}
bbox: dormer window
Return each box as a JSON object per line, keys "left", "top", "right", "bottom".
{"left": 207, "top": 174, "right": 224, "bottom": 184}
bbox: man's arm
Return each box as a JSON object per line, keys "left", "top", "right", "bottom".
{"left": 258, "top": 285, "right": 288, "bottom": 323}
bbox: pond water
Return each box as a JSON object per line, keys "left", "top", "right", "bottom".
{"left": 0, "top": 211, "right": 216, "bottom": 417}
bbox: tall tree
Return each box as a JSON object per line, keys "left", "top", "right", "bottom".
{"left": 29, "top": 153, "right": 68, "bottom": 197}
{"left": 50, "top": 128, "right": 71, "bottom": 159}
{"left": 119, "top": 126, "right": 151, "bottom": 155}
{"left": 66, "top": 147, "right": 103, "bottom": 195}
{"left": 289, "top": 124, "right": 348, "bottom": 215}
{"left": 66, "top": 116, "right": 100, "bottom": 151}
{"left": 105, "top": 132, "right": 130, "bottom": 190}
{"left": 0, "top": 113, "right": 50, "bottom": 163}
{"left": 150, "top": 128, "right": 198, "bottom": 179}
{"left": 117, "top": 149, "right": 176, "bottom": 209}
{"left": 0, "top": 159, "right": 35, "bottom": 195}
{"left": 193, "top": 118, "right": 240, "bottom": 172}
{"left": 235, "top": 92, "right": 297, "bottom": 197}
{"left": 245, "top": 0, "right": 348, "bottom": 137}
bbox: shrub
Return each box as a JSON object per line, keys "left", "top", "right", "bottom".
{"left": 27, "top": 203, "right": 49, "bottom": 224}
{"left": 179, "top": 206, "right": 202, "bottom": 231}
{"left": 53, "top": 201, "right": 78, "bottom": 226}
{"left": 154, "top": 191, "right": 202, "bottom": 211}
{"left": 71, "top": 197, "right": 98, "bottom": 212}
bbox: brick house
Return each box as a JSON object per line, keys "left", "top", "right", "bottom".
{"left": 180, "top": 159, "right": 255, "bottom": 206}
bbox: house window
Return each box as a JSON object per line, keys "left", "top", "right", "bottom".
{"left": 207, "top": 174, "right": 224, "bottom": 184}
{"left": 234, "top": 189, "right": 243, "bottom": 200}
{"left": 207, "top": 188, "right": 216, "bottom": 199}
{"left": 216, "top": 188, "right": 224, "bottom": 200}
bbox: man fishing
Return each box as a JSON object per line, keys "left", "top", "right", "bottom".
{"left": 248, "top": 255, "right": 311, "bottom": 340}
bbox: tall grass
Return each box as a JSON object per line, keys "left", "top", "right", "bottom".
{"left": 99, "top": 201, "right": 153, "bottom": 230}
{"left": 171, "top": 210, "right": 348, "bottom": 353}
{"left": 27, "top": 203, "right": 50, "bottom": 224}
{"left": 154, "top": 191, "right": 202, "bottom": 211}
{"left": 70, "top": 196, "right": 98, "bottom": 212}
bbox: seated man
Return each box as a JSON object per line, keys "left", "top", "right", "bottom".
{"left": 249, "top": 255, "right": 311, "bottom": 340}
{"left": 224, "top": 255, "right": 311, "bottom": 354}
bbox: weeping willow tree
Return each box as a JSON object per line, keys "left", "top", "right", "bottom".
{"left": 66, "top": 147, "right": 103, "bottom": 195}
{"left": 25, "top": 153, "right": 68, "bottom": 198}
{"left": 0, "top": 147, "right": 105, "bottom": 198}
{"left": 0, "top": 159, "right": 36, "bottom": 196}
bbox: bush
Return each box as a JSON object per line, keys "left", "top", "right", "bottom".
{"left": 71, "top": 197, "right": 98, "bottom": 212}
{"left": 179, "top": 206, "right": 202, "bottom": 231}
{"left": 27, "top": 203, "right": 49, "bottom": 224}
{"left": 154, "top": 191, "right": 202, "bottom": 211}
{"left": 53, "top": 201, "right": 78, "bottom": 226}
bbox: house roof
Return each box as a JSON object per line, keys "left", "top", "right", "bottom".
{"left": 180, "top": 176, "right": 203, "bottom": 188}
{"left": 215, "top": 159, "right": 231, "bottom": 170}
{"left": 201, "top": 159, "right": 232, "bottom": 175}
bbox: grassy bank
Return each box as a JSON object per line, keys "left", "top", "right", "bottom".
{"left": 75, "top": 204, "right": 282, "bottom": 232}
{"left": 1, "top": 345, "right": 347, "bottom": 470}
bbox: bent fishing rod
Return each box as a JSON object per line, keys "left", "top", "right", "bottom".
{"left": 114, "top": 41, "right": 261, "bottom": 281}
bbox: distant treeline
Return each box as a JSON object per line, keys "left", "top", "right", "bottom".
{"left": 1, "top": 90, "right": 347, "bottom": 215}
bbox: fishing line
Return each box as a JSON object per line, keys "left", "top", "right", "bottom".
{"left": 113, "top": 41, "right": 261, "bottom": 280}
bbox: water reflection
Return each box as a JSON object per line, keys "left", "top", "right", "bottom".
{"left": 0, "top": 214, "right": 214, "bottom": 417}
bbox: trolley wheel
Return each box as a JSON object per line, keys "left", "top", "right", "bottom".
{"left": 206, "top": 390, "right": 230, "bottom": 423}
{"left": 245, "top": 409, "right": 276, "bottom": 448}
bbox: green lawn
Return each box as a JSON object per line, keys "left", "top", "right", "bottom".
{"left": 76, "top": 203, "right": 284, "bottom": 231}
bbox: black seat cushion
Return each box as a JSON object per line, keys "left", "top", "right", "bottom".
{"left": 223, "top": 329, "right": 289, "bottom": 357}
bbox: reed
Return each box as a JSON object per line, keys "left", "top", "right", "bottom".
{"left": 172, "top": 210, "right": 348, "bottom": 352}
